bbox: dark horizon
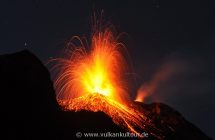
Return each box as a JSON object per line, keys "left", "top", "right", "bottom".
{"left": 1, "top": 0, "right": 215, "bottom": 138}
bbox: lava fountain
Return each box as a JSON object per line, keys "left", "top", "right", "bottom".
{"left": 51, "top": 25, "right": 163, "bottom": 139}
{"left": 54, "top": 29, "right": 129, "bottom": 104}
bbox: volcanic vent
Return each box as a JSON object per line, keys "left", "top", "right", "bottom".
{"left": 50, "top": 22, "right": 212, "bottom": 139}
{"left": 51, "top": 25, "right": 164, "bottom": 139}
{"left": 1, "top": 50, "right": 211, "bottom": 140}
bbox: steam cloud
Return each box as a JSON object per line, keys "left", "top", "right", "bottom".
{"left": 135, "top": 54, "right": 187, "bottom": 102}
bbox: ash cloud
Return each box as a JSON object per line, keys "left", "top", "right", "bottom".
{"left": 135, "top": 43, "right": 215, "bottom": 138}
{"left": 135, "top": 53, "right": 188, "bottom": 102}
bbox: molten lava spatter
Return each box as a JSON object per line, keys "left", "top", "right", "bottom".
{"left": 58, "top": 94, "right": 163, "bottom": 139}
{"left": 53, "top": 28, "right": 163, "bottom": 139}
{"left": 54, "top": 29, "right": 128, "bottom": 104}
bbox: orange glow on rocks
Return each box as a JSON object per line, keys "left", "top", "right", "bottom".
{"left": 52, "top": 25, "right": 163, "bottom": 139}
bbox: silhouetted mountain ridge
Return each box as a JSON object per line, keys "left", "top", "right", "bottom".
{"left": 0, "top": 50, "right": 211, "bottom": 140}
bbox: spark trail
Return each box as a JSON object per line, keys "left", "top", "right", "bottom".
{"left": 52, "top": 26, "right": 163, "bottom": 139}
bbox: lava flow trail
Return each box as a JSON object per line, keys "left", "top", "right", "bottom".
{"left": 51, "top": 26, "right": 163, "bottom": 139}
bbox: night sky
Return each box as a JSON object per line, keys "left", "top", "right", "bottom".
{"left": 1, "top": 0, "right": 215, "bottom": 138}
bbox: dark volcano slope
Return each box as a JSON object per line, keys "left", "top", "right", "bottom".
{"left": 0, "top": 50, "right": 124, "bottom": 140}
{"left": 0, "top": 50, "right": 211, "bottom": 140}
{"left": 138, "top": 103, "right": 212, "bottom": 140}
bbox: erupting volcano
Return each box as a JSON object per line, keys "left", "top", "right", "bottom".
{"left": 54, "top": 28, "right": 129, "bottom": 104}
{"left": 52, "top": 26, "right": 163, "bottom": 139}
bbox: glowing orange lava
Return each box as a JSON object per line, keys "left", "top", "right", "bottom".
{"left": 54, "top": 29, "right": 128, "bottom": 104}
{"left": 52, "top": 27, "right": 163, "bottom": 139}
